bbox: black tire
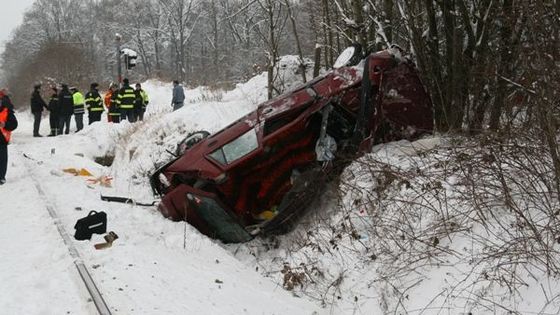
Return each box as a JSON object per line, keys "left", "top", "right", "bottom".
{"left": 176, "top": 130, "right": 210, "bottom": 156}
{"left": 347, "top": 43, "right": 363, "bottom": 67}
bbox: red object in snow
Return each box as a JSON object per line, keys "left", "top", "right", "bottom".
{"left": 150, "top": 47, "right": 433, "bottom": 243}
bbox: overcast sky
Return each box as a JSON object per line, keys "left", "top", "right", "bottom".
{"left": 0, "top": 0, "right": 36, "bottom": 52}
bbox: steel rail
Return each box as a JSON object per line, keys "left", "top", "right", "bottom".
{"left": 23, "top": 154, "right": 112, "bottom": 315}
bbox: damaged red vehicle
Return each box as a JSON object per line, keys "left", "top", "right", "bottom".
{"left": 150, "top": 45, "right": 433, "bottom": 243}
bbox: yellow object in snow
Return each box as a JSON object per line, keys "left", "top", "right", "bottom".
{"left": 63, "top": 168, "right": 94, "bottom": 177}
{"left": 255, "top": 206, "right": 278, "bottom": 220}
{"left": 79, "top": 169, "right": 93, "bottom": 176}
{"left": 258, "top": 211, "right": 276, "bottom": 220}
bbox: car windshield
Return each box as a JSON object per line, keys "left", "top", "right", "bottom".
{"left": 209, "top": 128, "right": 258, "bottom": 165}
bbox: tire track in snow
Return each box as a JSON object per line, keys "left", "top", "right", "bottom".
{"left": 20, "top": 150, "right": 112, "bottom": 315}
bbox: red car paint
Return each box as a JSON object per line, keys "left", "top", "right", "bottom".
{"left": 151, "top": 49, "right": 433, "bottom": 243}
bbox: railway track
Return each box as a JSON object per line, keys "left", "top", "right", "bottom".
{"left": 22, "top": 152, "right": 112, "bottom": 315}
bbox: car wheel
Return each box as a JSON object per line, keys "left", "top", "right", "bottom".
{"left": 176, "top": 130, "right": 210, "bottom": 156}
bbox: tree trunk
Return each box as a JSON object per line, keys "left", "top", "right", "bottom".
{"left": 384, "top": 0, "right": 394, "bottom": 45}
{"left": 424, "top": 0, "right": 445, "bottom": 131}
{"left": 321, "top": 0, "right": 333, "bottom": 68}
{"left": 489, "top": 0, "right": 514, "bottom": 131}
{"left": 284, "top": 0, "right": 306, "bottom": 83}
{"left": 211, "top": 0, "right": 219, "bottom": 82}
{"left": 313, "top": 44, "right": 321, "bottom": 78}
{"left": 352, "top": 0, "right": 367, "bottom": 49}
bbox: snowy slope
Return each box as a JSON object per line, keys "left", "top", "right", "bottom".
{"left": 2, "top": 57, "right": 559, "bottom": 315}
{"left": 0, "top": 66, "right": 324, "bottom": 314}
{"left": 231, "top": 137, "right": 560, "bottom": 314}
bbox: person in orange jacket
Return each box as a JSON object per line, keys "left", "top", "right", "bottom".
{"left": 105, "top": 83, "right": 120, "bottom": 123}
{"left": 0, "top": 90, "right": 18, "bottom": 185}
{"left": 104, "top": 86, "right": 112, "bottom": 122}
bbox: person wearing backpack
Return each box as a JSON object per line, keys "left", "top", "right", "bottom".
{"left": 0, "top": 95, "right": 18, "bottom": 185}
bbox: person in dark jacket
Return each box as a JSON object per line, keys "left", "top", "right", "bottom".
{"left": 171, "top": 80, "right": 185, "bottom": 111}
{"left": 58, "top": 84, "right": 74, "bottom": 135}
{"left": 30, "top": 83, "right": 48, "bottom": 137}
{"left": 117, "top": 78, "right": 136, "bottom": 122}
{"left": 0, "top": 96, "right": 18, "bottom": 185}
{"left": 47, "top": 87, "right": 59, "bottom": 136}
{"left": 85, "top": 83, "right": 104, "bottom": 124}
{"left": 0, "top": 89, "right": 14, "bottom": 110}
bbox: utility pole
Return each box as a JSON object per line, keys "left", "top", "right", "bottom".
{"left": 125, "top": 54, "right": 129, "bottom": 79}
{"left": 115, "top": 33, "right": 122, "bottom": 86}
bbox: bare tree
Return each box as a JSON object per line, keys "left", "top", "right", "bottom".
{"left": 254, "top": 0, "right": 289, "bottom": 99}
{"left": 159, "top": 0, "right": 202, "bottom": 82}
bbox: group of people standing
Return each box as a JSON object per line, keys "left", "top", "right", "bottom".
{"left": 31, "top": 78, "right": 150, "bottom": 137}
{"left": 0, "top": 79, "right": 185, "bottom": 186}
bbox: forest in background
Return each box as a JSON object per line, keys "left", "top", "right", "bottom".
{"left": 0, "top": 0, "right": 558, "bottom": 136}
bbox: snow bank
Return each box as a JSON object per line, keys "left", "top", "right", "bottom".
{"left": 236, "top": 135, "right": 560, "bottom": 314}
{"left": 2, "top": 63, "right": 324, "bottom": 313}
{"left": 7, "top": 56, "right": 556, "bottom": 314}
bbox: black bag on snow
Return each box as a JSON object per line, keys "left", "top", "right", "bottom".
{"left": 74, "top": 210, "right": 107, "bottom": 240}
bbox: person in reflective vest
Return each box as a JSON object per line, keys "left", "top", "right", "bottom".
{"left": 106, "top": 83, "right": 120, "bottom": 123}
{"left": 85, "top": 83, "right": 104, "bottom": 125}
{"left": 47, "top": 87, "right": 59, "bottom": 136}
{"left": 134, "top": 83, "right": 149, "bottom": 121}
{"left": 71, "top": 87, "right": 85, "bottom": 132}
{"left": 0, "top": 95, "right": 18, "bottom": 185}
{"left": 117, "top": 78, "right": 136, "bottom": 122}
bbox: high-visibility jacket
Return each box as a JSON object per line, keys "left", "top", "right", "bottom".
{"left": 108, "top": 92, "right": 120, "bottom": 117}
{"left": 0, "top": 107, "right": 13, "bottom": 144}
{"left": 73, "top": 91, "right": 85, "bottom": 114}
{"left": 85, "top": 90, "right": 104, "bottom": 112}
{"left": 134, "top": 89, "right": 149, "bottom": 111}
{"left": 117, "top": 85, "right": 135, "bottom": 110}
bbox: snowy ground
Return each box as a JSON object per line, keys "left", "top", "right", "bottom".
{"left": 2, "top": 59, "right": 560, "bottom": 314}
{"left": 0, "top": 73, "right": 323, "bottom": 314}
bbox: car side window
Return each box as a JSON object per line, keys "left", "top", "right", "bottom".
{"left": 209, "top": 128, "right": 258, "bottom": 165}
{"left": 209, "top": 149, "right": 227, "bottom": 164}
